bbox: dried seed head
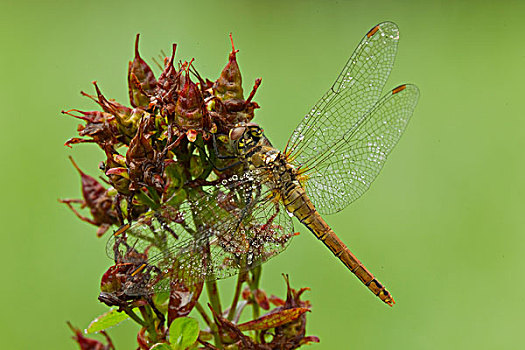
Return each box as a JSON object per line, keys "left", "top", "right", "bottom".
{"left": 128, "top": 34, "right": 157, "bottom": 108}
{"left": 214, "top": 33, "right": 244, "bottom": 103}
{"left": 175, "top": 72, "right": 205, "bottom": 131}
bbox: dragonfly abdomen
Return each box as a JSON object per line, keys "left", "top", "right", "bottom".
{"left": 282, "top": 184, "right": 395, "bottom": 306}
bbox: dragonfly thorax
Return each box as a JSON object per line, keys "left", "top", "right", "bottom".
{"left": 246, "top": 146, "right": 301, "bottom": 192}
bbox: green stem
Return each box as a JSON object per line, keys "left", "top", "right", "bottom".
{"left": 206, "top": 280, "right": 222, "bottom": 316}
{"left": 227, "top": 271, "right": 246, "bottom": 321}
{"left": 195, "top": 301, "right": 213, "bottom": 330}
{"left": 122, "top": 306, "right": 147, "bottom": 328}
{"left": 138, "top": 305, "right": 158, "bottom": 343}
{"left": 249, "top": 266, "right": 262, "bottom": 320}
{"left": 206, "top": 280, "right": 223, "bottom": 348}
{"left": 248, "top": 266, "right": 263, "bottom": 340}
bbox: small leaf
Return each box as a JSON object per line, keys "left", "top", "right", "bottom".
{"left": 169, "top": 317, "right": 199, "bottom": 350}
{"left": 237, "top": 307, "right": 310, "bottom": 332}
{"left": 189, "top": 155, "right": 203, "bottom": 178}
{"left": 86, "top": 308, "right": 131, "bottom": 334}
{"left": 150, "top": 343, "right": 172, "bottom": 350}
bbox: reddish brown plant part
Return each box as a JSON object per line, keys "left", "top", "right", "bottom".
{"left": 84, "top": 82, "right": 140, "bottom": 144}
{"left": 62, "top": 109, "right": 118, "bottom": 148}
{"left": 126, "top": 117, "right": 164, "bottom": 193}
{"left": 99, "top": 236, "right": 166, "bottom": 329}
{"left": 255, "top": 288, "right": 271, "bottom": 310}
{"left": 103, "top": 146, "right": 131, "bottom": 196}
{"left": 60, "top": 157, "right": 119, "bottom": 237}
{"left": 199, "top": 277, "right": 318, "bottom": 349}
{"left": 174, "top": 67, "right": 209, "bottom": 140}
{"left": 205, "top": 305, "right": 261, "bottom": 349}
{"left": 129, "top": 34, "right": 158, "bottom": 108}
{"left": 155, "top": 44, "right": 182, "bottom": 121}
{"left": 210, "top": 34, "right": 261, "bottom": 132}
{"left": 67, "top": 322, "right": 115, "bottom": 350}
{"left": 167, "top": 279, "right": 204, "bottom": 326}
{"left": 262, "top": 276, "right": 319, "bottom": 349}
{"left": 136, "top": 326, "right": 167, "bottom": 350}
{"left": 241, "top": 287, "right": 270, "bottom": 311}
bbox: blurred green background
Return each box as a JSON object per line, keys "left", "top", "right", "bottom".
{"left": 2, "top": 0, "right": 524, "bottom": 348}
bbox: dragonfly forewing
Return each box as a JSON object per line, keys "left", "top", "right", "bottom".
{"left": 286, "top": 22, "right": 400, "bottom": 169}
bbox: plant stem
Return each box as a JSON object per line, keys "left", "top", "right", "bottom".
{"left": 248, "top": 266, "right": 263, "bottom": 340}
{"left": 249, "top": 266, "right": 262, "bottom": 320}
{"left": 122, "top": 306, "right": 147, "bottom": 328}
{"left": 206, "top": 279, "right": 222, "bottom": 316}
{"left": 206, "top": 280, "right": 223, "bottom": 347}
{"left": 138, "top": 305, "right": 158, "bottom": 343}
{"left": 195, "top": 301, "right": 213, "bottom": 329}
{"left": 227, "top": 271, "right": 246, "bottom": 321}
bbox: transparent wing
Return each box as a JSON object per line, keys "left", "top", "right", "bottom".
{"left": 107, "top": 170, "right": 294, "bottom": 296}
{"left": 303, "top": 84, "right": 419, "bottom": 215}
{"left": 150, "top": 196, "right": 294, "bottom": 288}
{"left": 285, "top": 22, "right": 400, "bottom": 168}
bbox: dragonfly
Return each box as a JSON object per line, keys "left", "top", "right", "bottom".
{"left": 109, "top": 21, "right": 419, "bottom": 307}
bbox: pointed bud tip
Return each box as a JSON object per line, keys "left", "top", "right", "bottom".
{"left": 229, "top": 33, "right": 239, "bottom": 56}
{"left": 134, "top": 33, "right": 140, "bottom": 58}
{"left": 68, "top": 156, "right": 85, "bottom": 176}
{"left": 169, "top": 44, "right": 177, "bottom": 65}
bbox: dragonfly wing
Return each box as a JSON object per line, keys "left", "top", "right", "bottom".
{"left": 182, "top": 197, "right": 295, "bottom": 284}
{"left": 108, "top": 171, "right": 294, "bottom": 295}
{"left": 304, "top": 84, "right": 419, "bottom": 215}
{"left": 285, "top": 22, "right": 400, "bottom": 168}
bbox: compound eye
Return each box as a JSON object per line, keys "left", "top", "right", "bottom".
{"left": 249, "top": 126, "right": 262, "bottom": 138}
{"left": 229, "top": 127, "right": 246, "bottom": 141}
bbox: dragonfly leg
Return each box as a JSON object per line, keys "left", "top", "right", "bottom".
{"left": 194, "top": 138, "right": 241, "bottom": 172}
{"left": 114, "top": 193, "right": 125, "bottom": 225}
{"left": 153, "top": 212, "right": 179, "bottom": 240}
{"left": 145, "top": 295, "right": 165, "bottom": 328}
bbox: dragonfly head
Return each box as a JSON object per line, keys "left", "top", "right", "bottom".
{"left": 229, "top": 122, "right": 264, "bottom": 155}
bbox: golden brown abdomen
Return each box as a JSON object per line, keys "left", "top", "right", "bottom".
{"left": 282, "top": 184, "right": 395, "bottom": 306}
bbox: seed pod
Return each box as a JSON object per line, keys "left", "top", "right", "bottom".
{"left": 62, "top": 109, "right": 118, "bottom": 148}
{"left": 128, "top": 34, "right": 157, "bottom": 108}
{"left": 103, "top": 147, "right": 131, "bottom": 196}
{"left": 214, "top": 34, "right": 244, "bottom": 103}
{"left": 60, "top": 157, "right": 118, "bottom": 237}
{"left": 211, "top": 35, "right": 261, "bottom": 129}
{"left": 156, "top": 44, "right": 181, "bottom": 122}
{"left": 126, "top": 119, "right": 156, "bottom": 191}
{"left": 174, "top": 72, "right": 205, "bottom": 131}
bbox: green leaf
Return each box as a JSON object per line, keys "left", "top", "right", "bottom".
{"left": 169, "top": 317, "right": 200, "bottom": 350}
{"left": 189, "top": 155, "right": 204, "bottom": 178}
{"left": 85, "top": 308, "right": 131, "bottom": 334}
{"left": 150, "top": 343, "right": 172, "bottom": 350}
{"left": 166, "top": 188, "right": 187, "bottom": 207}
{"left": 136, "top": 189, "right": 160, "bottom": 209}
